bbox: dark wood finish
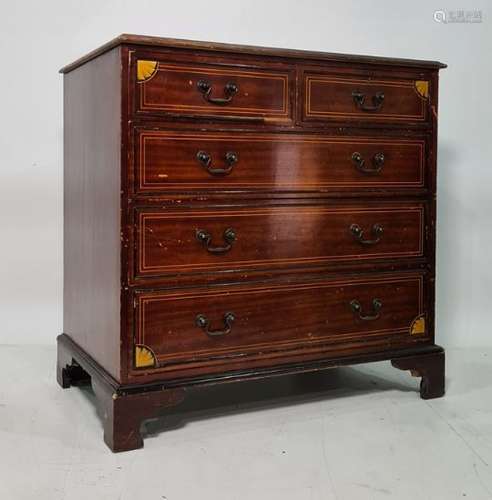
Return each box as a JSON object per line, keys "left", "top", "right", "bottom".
{"left": 57, "top": 334, "right": 186, "bottom": 452}
{"left": 135, "top": 129, "right": 425, "bottom": 192}
{"left": 135, "top": 272, "right": 427, "bottom": 371}
{"left": 60, "top": 35, "right": 445, "bottom": 451}
{"left": 135, "top": 60, "right": 292, "bottom": 122}
{"left": 136, "top": 204, "right": 425, "bottom": 278}
{"left": 91, "top": 372, "right": 186, "bottom": 452}
{"left": 392, "top": 350, "right": 445, "bottom": 399}
{"left": 57, "top": 333, "right": 444, "bottom": 451}
{"left": 59, "top": 34, "right": 446, "bottom": 74}
{"left": 63, "top": 46, "right": 122, "bottom": 380}
{"left": 303, "top": 71, "right": 429, "bottom": 124}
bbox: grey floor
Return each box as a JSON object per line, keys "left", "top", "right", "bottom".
{"left": 0, "top": 346, "right": 491, "bottom": 500}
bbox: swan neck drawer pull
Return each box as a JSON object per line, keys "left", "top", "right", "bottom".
{"left": 352, "top": 90, "right": 385, "bottom": 111}
{"left": 195, "top": 312, "right": 236, "bottom": 337}
{"left": 196, "top": 150, "right": 238, "bottom": 176}
{"left": 196, "top": 227, "right": 236, "bottom": 254}
{"left": 197, "top": 80, "right": 239, "bottom": 105}
{"left": 350, "top": 223, "right": 383, "bottom": 245}
{"left": 351, "top": 151, "right": 385, "bottom": 174}
{"left": 350, "top": 298, "right": 382, "bottom": 321}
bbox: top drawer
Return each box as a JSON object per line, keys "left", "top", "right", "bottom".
{"left": 134, "top": 58, "right": 293, "bottom": 122}
{"left": 302, "top": 71, "right": 431, "bottom": 125}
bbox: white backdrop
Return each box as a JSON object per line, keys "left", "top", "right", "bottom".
{"left": 1, "top": 0, "right": 490, "bottom": 347}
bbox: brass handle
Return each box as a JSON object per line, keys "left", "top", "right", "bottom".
{"left": 350, "top": 223, "right": 383, "bottom": 245}
{"left": 196, "top": 227, "right": 236, "bottom": 254}
{"left": 352, "top": 90, "right": 385, "bottom": 112}
{"left": 350, "top": 298, "right": 382, "bottom": 321}
{"left": 197, "top": 80, "right": 239, "bottom": 105}
{"left": 351, "top": 152, "right": 385, "bottom": 174}
{"left": 195, "top": 312, "right": 235, "bottom": 337}
{"left": 196, "top": 150, "right": 238, "bottom": 176}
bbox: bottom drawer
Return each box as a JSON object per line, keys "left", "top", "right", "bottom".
{"left": 132, "top": 272, "right": 430, "bottom": 378}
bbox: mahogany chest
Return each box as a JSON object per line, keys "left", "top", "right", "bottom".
{"left": 57, "top": 34, "right": 446, "bottom": 452}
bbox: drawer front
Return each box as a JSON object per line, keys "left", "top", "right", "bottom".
{"left": 136, "top": 204, "right": 424, "bottom": 278}
{"left": 135, "top": 129, "right": 425, "bottom": 192}
{"left": 133, "top": 274, "right": 428, "bottom": 372}
{"left": 135, "top": 59, "right": 292, "bottom": 121}
{"left": 303, "top": 72, "right": 430, "bottom": 124}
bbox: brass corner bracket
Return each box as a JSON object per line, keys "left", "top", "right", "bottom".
{"left": 414, "top": 80, "right": 429, "bottom": 99}
{"left": 135, "top": 344, "right": 157, "bottom": 368}
{"left": 137, "top": 60, "right": 158, "bottom": 82}
{"left": 410, "top": 315, "right": 426, "bottom": 336}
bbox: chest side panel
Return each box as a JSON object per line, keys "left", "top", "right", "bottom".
{"left": 63, "top": 47, "right": 122, "bottom": 381}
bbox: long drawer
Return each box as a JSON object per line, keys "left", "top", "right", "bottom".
{"left": 132, "top": 273, "right": 429, "bottom": 374}
{"left": 134, "top": 129, "right": 425, "bottom": 193}
{"left": 135, "top": 203, "right": 425, "bottom": 278}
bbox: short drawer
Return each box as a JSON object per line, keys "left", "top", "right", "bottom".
{"left": 303, "top": 71, "right": 430, "bottom": 124}
{"left": 133, "top": 273, "right": 428, "bottom": 372}
{"left": 135, "top": 203, "right": 425, "bottom": 278}
{"left": 135, "top": 59, "right": 292, "bottom": 122}
{"left": 135, "top": 129, "right": 425, "bottom": 192}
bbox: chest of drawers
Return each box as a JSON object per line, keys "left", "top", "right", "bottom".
{"left": 57, "top": 34, "right": 446, "bottom": 452}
